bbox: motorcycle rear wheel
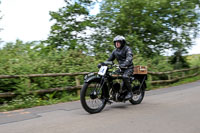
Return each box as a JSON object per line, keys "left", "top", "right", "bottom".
{"left": 80, "top": 80, "right": 106, "bottom": 114}
{"left": 129, "top": 79, "right": 145, "bottom": 104}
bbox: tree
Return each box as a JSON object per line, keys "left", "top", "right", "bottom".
{"left": 170, "top": 49, "right": 190, "bottom": 69}
{"left": 93, "top": 0, "right": 200, "bottom": 57}
{"left": 46, "top": 0, "right": 95, "bottom": 51}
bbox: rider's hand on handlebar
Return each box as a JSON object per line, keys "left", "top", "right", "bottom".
{"left": 97, "top": 63, "right": 102, "bottom": 68}
{"left": 97, "top": 62, "right": 106, "bottom": 68}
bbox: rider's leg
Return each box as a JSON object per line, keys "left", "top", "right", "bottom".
{"left": 122, "top": 69, "right": 133, "bottom": 100}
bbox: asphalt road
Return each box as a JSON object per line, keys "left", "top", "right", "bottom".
{"left": 0, "top": 81, "right": 200, "bottom": 133}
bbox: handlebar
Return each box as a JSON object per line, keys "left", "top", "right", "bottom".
{"left": 112, "top": 64, "right": 128, "bottom": 69}
{"left": 99, "top": 62, "right": 128, "bottom": 69}
{"left": 113, "top": 64, "right": 119, "bottom": 67}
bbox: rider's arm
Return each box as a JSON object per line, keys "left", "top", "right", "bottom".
{"left": 122, "top": 47, "right": 133, "bottom": 67}
{"left": 107, "top": 50, "right": 116, "bottom": 61}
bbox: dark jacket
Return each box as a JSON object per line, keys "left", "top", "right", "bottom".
{"left": 107, "top": 45, "right": 133, "bottom": 69}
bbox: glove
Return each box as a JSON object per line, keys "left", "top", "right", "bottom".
{"left": 97, "top": 62, "right": 105, "bottom": 68}
{"left": 97, "top": 63, "right": 102, "bottom": 68}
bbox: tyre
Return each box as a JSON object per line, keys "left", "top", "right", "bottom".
{"left": 129, "top": 79, "right": 145, "bottom": 104}
{"left": 80, "top": 79, "right": 106, "bottom": 114}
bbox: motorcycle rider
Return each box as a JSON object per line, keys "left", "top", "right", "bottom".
{"left": 107, "top": 35, "right": 134, "bottom": 100}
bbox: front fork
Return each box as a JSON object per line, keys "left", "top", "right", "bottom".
{"left": 98, "top": 76, "right": 110, "bottom": 100}
{"left": 90, "top": 76, "right": 108, "bottom": 99}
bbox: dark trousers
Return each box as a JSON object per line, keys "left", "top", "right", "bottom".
{"left": 116, "top": 68, "right": 133, "bottom": 91}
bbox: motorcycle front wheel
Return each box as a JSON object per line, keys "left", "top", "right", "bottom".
{"left": 80, "top": 79, "right": 106, "bottom": 114}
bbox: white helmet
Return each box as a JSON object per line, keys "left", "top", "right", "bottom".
{"left": 113, "top": 35, "right": 125, "bottom": 42}
{"left": 113, "top": 35, "right": 126, "bottom": 47}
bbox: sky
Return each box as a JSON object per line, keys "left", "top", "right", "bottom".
{"left": 0, "top": 0, "right": 199, "bottom": 55}
{"left": 0, "top": 0, "right": 66, "bottom": 42}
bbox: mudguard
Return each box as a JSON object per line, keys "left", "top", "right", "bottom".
{"left": 84, "top": 75, "right": 109, "bottom": 99}
{"left": 84, "top": 75, "right": 101, "bottom": 83}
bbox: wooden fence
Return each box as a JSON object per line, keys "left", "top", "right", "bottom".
{"left": 0, "top": 66, "right": 199, "bottom": 98}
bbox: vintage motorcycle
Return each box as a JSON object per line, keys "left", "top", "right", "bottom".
{"left": 80, "top": 61, "right": 147, "bottom": 114}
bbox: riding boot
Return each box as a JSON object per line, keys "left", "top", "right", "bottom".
{"left": 123, "top": 78, "right": 133, "bottom": 100}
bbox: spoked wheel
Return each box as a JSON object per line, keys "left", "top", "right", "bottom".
{"left": 80, "top": 80, "right": 106, "bottom": 114}
{"left": 129, "top": 78, "right": 145, "bottom": 104}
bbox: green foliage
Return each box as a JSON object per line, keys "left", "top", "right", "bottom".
{"left": 46, "top": 0, "right": 200, "bottom": 58}
{"left": 170, "top": 50, "right": 190, "bottom": 69}
{"left": 92, "top": 0, "right": 200, "bottom": 56}
{"left": 133, "top": 54, "right": 173, "bottom": 72}
{"left": 0, "top": 40, "right": 99, "bottom": 95}
{"left": 187, "top": 54, "right": 200, "bottom": 66}
{"left": 46, "top": 0, "right": 95, "bottom": 50}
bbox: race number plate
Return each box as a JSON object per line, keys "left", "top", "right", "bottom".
{"left": 98, "top": 66, "right": 108, "bottom": 76}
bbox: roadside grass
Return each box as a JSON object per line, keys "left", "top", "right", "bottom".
{"left": 0, "top": 74, "right": 200, "bottom": 112}
{"left": 147, "top": 74, "right": 200, "bottom": 90}
{"left": 0, "top": 94, "right": 80, "bottom": 112}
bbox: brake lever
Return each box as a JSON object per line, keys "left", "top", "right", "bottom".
{"left": 120, "top": 66, "right": 128, "bottom": 69}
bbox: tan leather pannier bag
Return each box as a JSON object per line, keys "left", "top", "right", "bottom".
{"left": 133, "top": 66, "right": 147, "bottom": 75}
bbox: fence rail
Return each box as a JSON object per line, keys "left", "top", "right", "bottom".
{"left": 0, "top": 72, "right": 93, "bottom": 79}
{"left": 0, "top": 67, "right": 199, "bottom": 98}
{"left": 148, "top": 67, "right": 199, "bottom": 75}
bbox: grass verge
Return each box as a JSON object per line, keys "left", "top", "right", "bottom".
{"left": 0, "top": 94, "right": 80, "bottom": 112}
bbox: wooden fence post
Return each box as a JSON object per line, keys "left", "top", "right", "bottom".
{"left": 182, "top": 72, "right": 185, "bottom": 77}
{"left": 148, "top": 74, "right": 152, "bottom": 82}
{"left": 168, "top": 74, "right": 171, "bottom": 80}
{"left": 75, "top": 76, "right": 81, "bottom": 96}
